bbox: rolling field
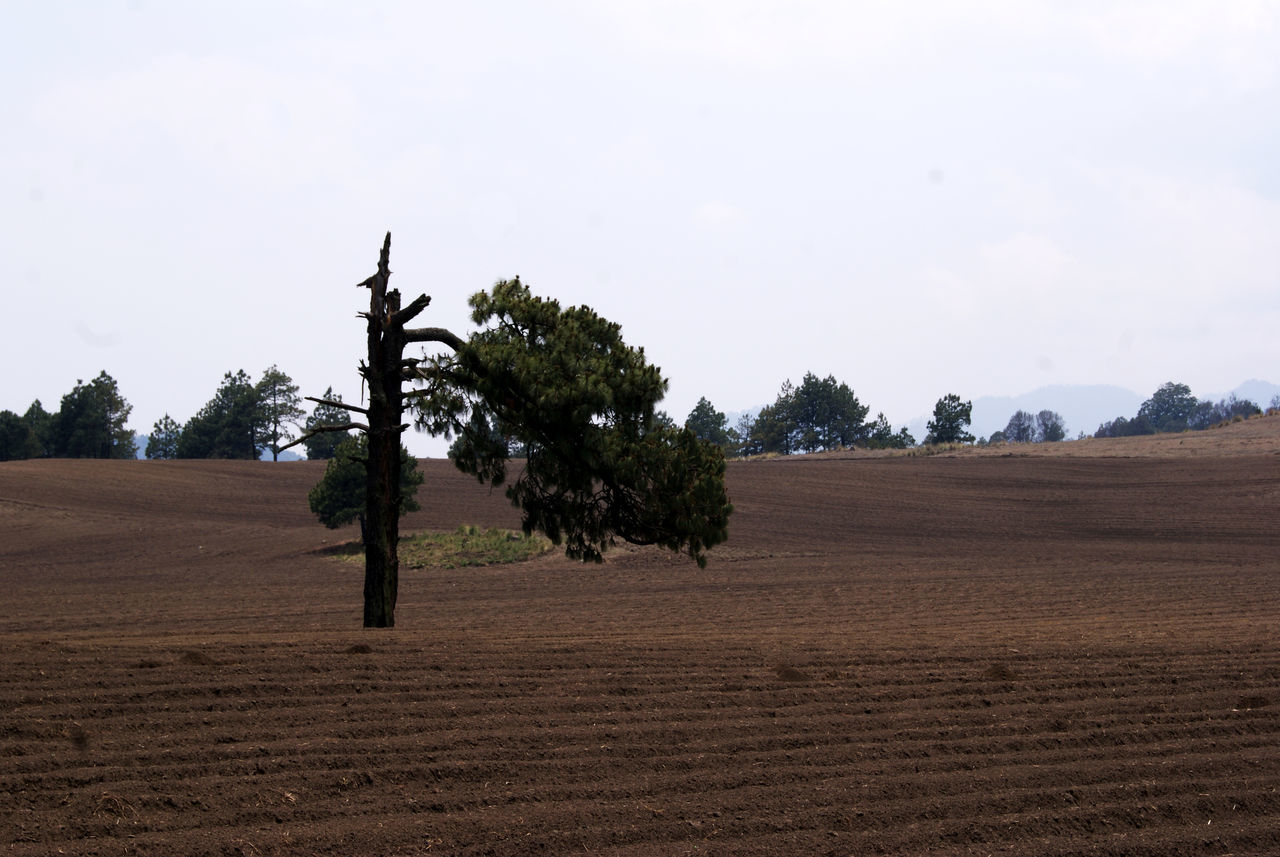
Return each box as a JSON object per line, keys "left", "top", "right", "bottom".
{"left": 2, "top": 419, "right": 1278, "bottom": 855}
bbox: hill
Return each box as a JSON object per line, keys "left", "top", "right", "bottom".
{"left": 2, "top": 418, "right": 1278, "bottom": 856}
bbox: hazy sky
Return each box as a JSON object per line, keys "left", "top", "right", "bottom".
{"left": 5, "top": 1, "right": 1278, "bottom": 456}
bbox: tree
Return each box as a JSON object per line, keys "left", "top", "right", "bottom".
{"left": 732, "top": 412, "right": 756, "bottom": 456}
{"left": 1138, "top": 382, "right": 1197, "bottom": 433}
{"left": 0, "top": 411, "right": 26, "bottom": 461}
{"left": 788, "top": 372, "right": 870, "bottom": 452}
{"left": 1004, "top": 410, "right": 1037, "bottom": 443}
{"left": 21, "top": 400, "right": 52, "bottom": 458}
{"left": 865, "top": 412, "right": 914, "bottom": 449}
{"left": 686, "top": 397, "right": 732, "bottom": 448}
{"left": 417, "top": 277, "right": 732, "bottom": 567}
{"left": 256, "top": 365, "right": 305, "bottom": 461}
{"left": 50, "top": 371, "right": 136, "bottom": 458}
{"left": 303, "top": 387, "right": 353, "bottom": 459}
{"left": 145, "top": 414, "right": 182, "bottom": 459}
{"left": 747, "top": 400, "right": 792, "bottom": 455}
{"left": 1035, "top": 410, "right": 1067, "bottom": 443}
{"left": 177, "top": 370, "right": 263, "bottom": 459}
{"left": 1095, "top": 413, "right": 1154, "bottom": 438}
{"left": 309, "top": 435, "right": 423, "bottom": 544}
{"left": 284, "top": 234, "right": 732, "bottom": 628}
{"left": 925, "top": 394, "right": 974, "bottom": 444}
{"left": 1188, "top": 395, "right": 1261, "bottom": 430}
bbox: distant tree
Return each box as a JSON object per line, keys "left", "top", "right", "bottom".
{"left": 308, "top": 435, "right": 423, "bottom": 544}
{"left": 732, "top": 412, "right": 756, "bottom": 456}
{"left": 50, "top": 371, "right": 136, "bottom": 458}
{"left": 1035, "top": 410, "right": 1067, "bottom": 443}
{"left": 1004, "top": 410, "right": 1037, "bottom": 443}
{"left": 926, "top": 394, "right": 974, "bottom": 444}
{"left": 865, "top": 412, "right": 914, "bottom": 449}
{"left": 1188, "top": 395, "right": 1261, "bottom": 430}
{"left": 1138, "top": 382, "right": 1198, "bottom": 433}
{"left": 0, "top": 410, "right": 26, "bottom": 461}
{"left": 1271, "top": 394, "right": 1280, "bottom": 412}
{"left": 987, "top": 430, "right": 1007, "bottom": 445}
{"left": 788, "top": 372, "right": 870, "bottom": 452}
{"left": 256, "top": 365, "right": 305, "bottom": 461}
{"left": 21, "top": 400, "right": 53, "bottom": 458}
{"left": 1095, "top": 413, "right": 1155, "bottom": 438}
{"left": 145, "top": 414, "right": 182, "bottom": 460}
{"left": 303, "top": 387, "right": 354, "bottom": 459}
{"left": 177, "top": 370, "right": 263, "bottom": 459}
{"left": 748, "top": 400, "right": 793, "bottom": 455}
{"left": 685, "top": 397, "right": 733, "bottom": 448}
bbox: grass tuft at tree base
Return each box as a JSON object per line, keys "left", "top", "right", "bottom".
{"left": 328, "top": 526, "right": 552, "bottom": 570}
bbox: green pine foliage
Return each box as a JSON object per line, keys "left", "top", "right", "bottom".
{"left": 303, "top": 387, "right": 353, "bottom": 459}
{"left": 926, "top": 394, "right": 974, "bottom": 445}
{"left": 415, "top": 278, "right": 732, "bottom": 568}
{"left": 308, "top": 435, "right": 423, "bottom": 540}
{"left": 49, "top": 371, "right": 136, "bottom": 458}
{"left": 177, "top": 370, "right": 263, "bottom": 459}
{"left": 685, "top": 397, "right": 734, "bottom": 448}
{"left": 145, "top": 414, "right": 182, "bottom": 459}
{"left": 256, "top": 365, "right": 305, "bottom": 460}
{"left": 0, "top": 410, "right": 25, "bottom": 461}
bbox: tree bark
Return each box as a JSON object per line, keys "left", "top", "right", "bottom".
{"left": 361, "top": 234, "right": 402, "bottom": 627}
{"left": 356, "top": 233, "right": 439, "bottom": 628}
{"left": 281, "top": 233, "right": 456, "bottom": 627}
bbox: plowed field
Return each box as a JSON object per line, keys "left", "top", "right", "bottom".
{"left": 2, "top": 419, "right": 1279, "bottom": 855}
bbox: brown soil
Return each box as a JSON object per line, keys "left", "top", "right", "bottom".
{"left": 2, "top": 418, "right": 1279, "bottom": 855}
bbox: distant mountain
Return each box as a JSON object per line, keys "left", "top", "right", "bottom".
{"left": 1206, "top": 379, "right": 1280, "bottom": 410}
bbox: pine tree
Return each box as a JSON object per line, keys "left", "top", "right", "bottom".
{"left": 50, "top": 371, "right": 136, "bottom": 458}
{"left": 145, "top": 414, "right": 182, "bottom": 459}
{"left": 303, "top": 387, "right": 354, "bottom": 459}
{"left": 308, "top": 435, "right": 422, "bottom": 544}
{"left": 256, "top": 365, "right": 305, "bottom": 460}
{"left": 286, "top": 234, "right": 733, "bottom": 627}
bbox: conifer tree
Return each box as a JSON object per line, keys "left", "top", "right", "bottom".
{"left": 286, "top": 234, "right": 732, "bottom": 627}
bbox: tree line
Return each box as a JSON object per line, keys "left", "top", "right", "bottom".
{"left": 680, "top": 375, "right": 980, "bottom": 456}
{"left": 1094, "top": 382, "right": 1277, "bottom": 438}
{"left": 0, "top": 367, "right": 362, "bottom": 462}
{"left": 7, "top": 370, "right": 1275, "bottom": 466}
{"left": 0, "top": 372, "right": 135, "bottom": 461}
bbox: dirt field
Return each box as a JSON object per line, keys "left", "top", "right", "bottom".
{"left": 2, "top": 418, "right": 1278, "bottom": 855}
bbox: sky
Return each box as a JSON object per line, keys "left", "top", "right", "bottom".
{"left": 4, "top": 1, "right": 1278, "bottom": 457}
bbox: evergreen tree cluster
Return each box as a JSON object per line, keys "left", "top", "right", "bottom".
{"left": 990, "top": 409, "right": 1067, "bottom": 444}
{"left": 0, "top": 371, "right": 135, "bottom": 461}
{"left": 684, "top": 372, "right": 915, "bottom": 457}
{"left": 0, "top": 366, "right": 351, "bottom": 462}
{"left": 1094, "top": 382, "right": 1264, "bottom": 438}
{"left": 147, "top": 365, "right": 310, "bottom": 460}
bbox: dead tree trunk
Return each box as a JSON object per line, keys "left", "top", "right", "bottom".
{"left": 284, "top": 232, "right": 461, "bottom": 628}
{"left": 357, "top": 235, "right": 430, "bottom": 627}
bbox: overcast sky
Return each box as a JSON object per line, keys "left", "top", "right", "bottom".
{"left": 5, "top": 1, "right": 1278, "bottom": 456}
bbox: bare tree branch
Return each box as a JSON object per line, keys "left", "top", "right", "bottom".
{"left": 305, "top": 396, "right": 369, "bottom": 416}
{"left": 278, "top": 422, "right": 369, "bottom": 453}
{"left": 388, "top": 293, "right": 431, "bottom": 329}
{"left": 405, "top": 327, "right": 464, "bottom": 350}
